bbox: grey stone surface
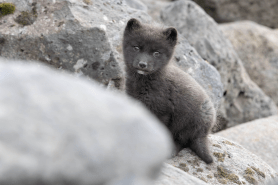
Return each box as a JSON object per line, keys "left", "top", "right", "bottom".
{"left": 216, "top": 116, "right": 278, "bottom": 173}
{"left": 267, "top": 178, "right": 278, "bottom": 185}
{"left": 167, "top": 135, "right": 278, "bottom": 185}
{"left": 124, "top": 0, "right": 147, "bottom": 11}
{"left": 0, "top": 0, "right": 152, "bottom": 90}
{"left": 192, "top": 0, "right": 278, "bottom": 28}
{"left": 220, "top": 21, "right": 278, "bottom": 106}
{"left": 161, "top": 0, "right": 277, "bottom": 128}
{"left": 0, "top": 58, "right": 173, "bottom": 185}
{"left": 173, "top": 39, "right": 223, "bottom": 112}
{"left": 139, "top": 0, "right": 171, "bottom": 22}
{"left": 155, "top": 163, "right": 208, "bottom": 185}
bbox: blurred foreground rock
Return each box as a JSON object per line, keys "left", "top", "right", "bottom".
{"left": 167, "top": 135, "right": 278, "bottom": 185}
{"left": 192, "top": 0, "right": 278, "bottom": 28}
{"left": 0, "top": 58, "right": 173, "bottom": 185}
{"left": 220, "top": 21, "right": 278, "bottom": 106}
{"left": 216, "top": 116, "right": 278, "bottom": 173}
{"left": 161, "top": 0, "right": 277, "bottom": 128}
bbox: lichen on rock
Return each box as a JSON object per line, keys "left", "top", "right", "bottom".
{"left": 222, "top": 140, "right": 235, "bottom": 146}
{"left": 213, "top": 144, "right": 222, "bottom": 148}
{"left": 0, "top": 2, "right": 15, "bottom": 17}
{"left": 197, "top": 168, "right": 204, "bottom": 172}
{"left": 83, "top": 0, "right": 92, "bottom": 5}
{"left": 14, "top": 3, "right": 37, "bottom": 26}
{"left": 215, "top": 166, "right": 241, "bottom": 184}
{"left": 244, "top": 175, "right": 257, "bottom": 184}
{"left": 213, "top": 152, "right": 226, "bottom": 162}
{"left": 245, "top": 167, "right": 255, "bottom": 175}
{"left": 251, "top": 166, "right": 266, "bottom": 178}
{"left": 167, "top": 135, "right": 277, "bottom": 185}
{"left": 178, "top": 163, "right": 189, "bottom": 172}
{"left": 198, "top": 176, "right": 208, "bottom": 183}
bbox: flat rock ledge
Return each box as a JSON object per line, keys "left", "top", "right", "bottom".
{"left": 216, "top": 116, "right": 278, "bottom": 173}
{"left": 161, "top": 0, "right": 278, "bottom": 128}
{"left": 167, "top": 135, "right": 278, "bottom": 185}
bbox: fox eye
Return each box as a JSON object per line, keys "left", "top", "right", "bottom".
{"left": 133, "top": 46, "right": 140, "bottom": 52}
{"left": 153, "top": 51, "right": 160, "bottom": 58}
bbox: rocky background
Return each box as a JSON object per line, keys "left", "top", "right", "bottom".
{"left": 0, "top": 0, "right": 278, "bottom": 184}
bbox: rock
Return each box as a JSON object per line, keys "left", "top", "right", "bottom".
{"left": 267, "top": 178, "right": 278, "bottom": 185}
{"left": 0, "top": 0, "right": 152, "bottom": 90}
{"left": 216, "top": 116, "right": 278, "bottom": 173}
{"left": 124, "top": 0, "right": 147, "bottom": 11}
{"left": 161, "top": 0, "right": 277, "bottom": 128}
{"left": 219, "top": 21, "right": 278, "bottom": 106}
{"left": 139, "top": 0, "right": 171, "bottom": 22}
{"left": 155, "top": 163, "right": 208, "bottom": 185}
{"left": 173, "top": 39, "right": 223, "bottom": 112}
{"left": 0, "top": 57, "right": 173, "bottom": 185}
{"left": 167, "top": 135, "right": 278, "bottom": 185}
{"left": 192, "top": 0, "right": 278, "bottom": 28}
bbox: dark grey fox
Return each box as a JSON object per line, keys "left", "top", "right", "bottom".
{"left": 123, "top": 18, "right": 216, "bottom": 164}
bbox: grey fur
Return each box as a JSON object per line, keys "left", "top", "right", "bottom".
{"left": 123, "top": 18, "right": 216, "bottom": 164}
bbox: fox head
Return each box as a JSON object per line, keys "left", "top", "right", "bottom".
{"left": 123, "top": 18, "right": 178, "bottom": 75}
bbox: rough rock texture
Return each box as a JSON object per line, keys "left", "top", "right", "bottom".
{"left": 161, "top": 0, "right": 277, "bottom": 127}
{"left": 0, "top": 0, "right": 152, "bottom": 89}
{"left": 167, "top": 135, "right": 278, "bottom": 185}
{"left": 216, "top": 116, "right": 278, "bottom": 173}
{"left": 173, "top": 39, "right": 223, "bottom": 112}
{"left": 139, "top": 0, "right": 170, "bottom": 22}
{"left": 267, "top": 178, "right": 278, "bottom": 185}
{"left": 0, "top": 0, "right": 223, "bottom": 111}
{"left": 155, "top": 163, "right": 208, "bottom": 185}
{"left": 192, "top": 0, "right": 278, "bottom": 28}
{"left": 0, "top": 58, "right": 173, "bottom": 185}
{"left": 125, "top": 0, "right": 147, "bottom": 11}
{"left": 219, "top": 21, "right": 278, "bottom": 106}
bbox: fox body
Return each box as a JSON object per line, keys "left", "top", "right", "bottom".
{"left": 123, "top": 18, "right": 216, "bottom": 164}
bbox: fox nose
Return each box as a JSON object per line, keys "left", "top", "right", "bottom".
{"left": 138, "top": 62, "right": 147, "bottom": 69}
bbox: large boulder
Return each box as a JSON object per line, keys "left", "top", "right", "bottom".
{"left": 139, "top": 0, "right": 170, "bottom": 22}
{"left": 0, "top": 0, "right": 223, "bottom": 111}
{"left": 0, "top": 58, "right": 173, "bottom": 185}
{"left": 125, "top": 0, "right": 148, "bottom": 11}
{"left": 167, "top": 135, "right": 278, "bottom": 185}
{"left": 155, "top": 163, "right": 208, "bottom": 185}
{"left": 161, "top": 0, "right": 277, "bottom": 127}
{"left": 192, "top": 0, "right": 278, "bottom": 29}
{"left": 173, "top": 39, "right": 223, "bottom": 112}
{"left": 219, "top": 21, "right": 278, "bottom": 106}
{"left": 0, "top": 0, "right": 152, "bottom": 90}
{"left": 216, "top": 116, "right": 278, "bottom": 173}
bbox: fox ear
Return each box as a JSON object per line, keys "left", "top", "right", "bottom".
{"left": 125, "top": 18, "right": 142, "bottom": 32}
{"left": 163, "top": 27, "right": 178, "bottom": 46}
